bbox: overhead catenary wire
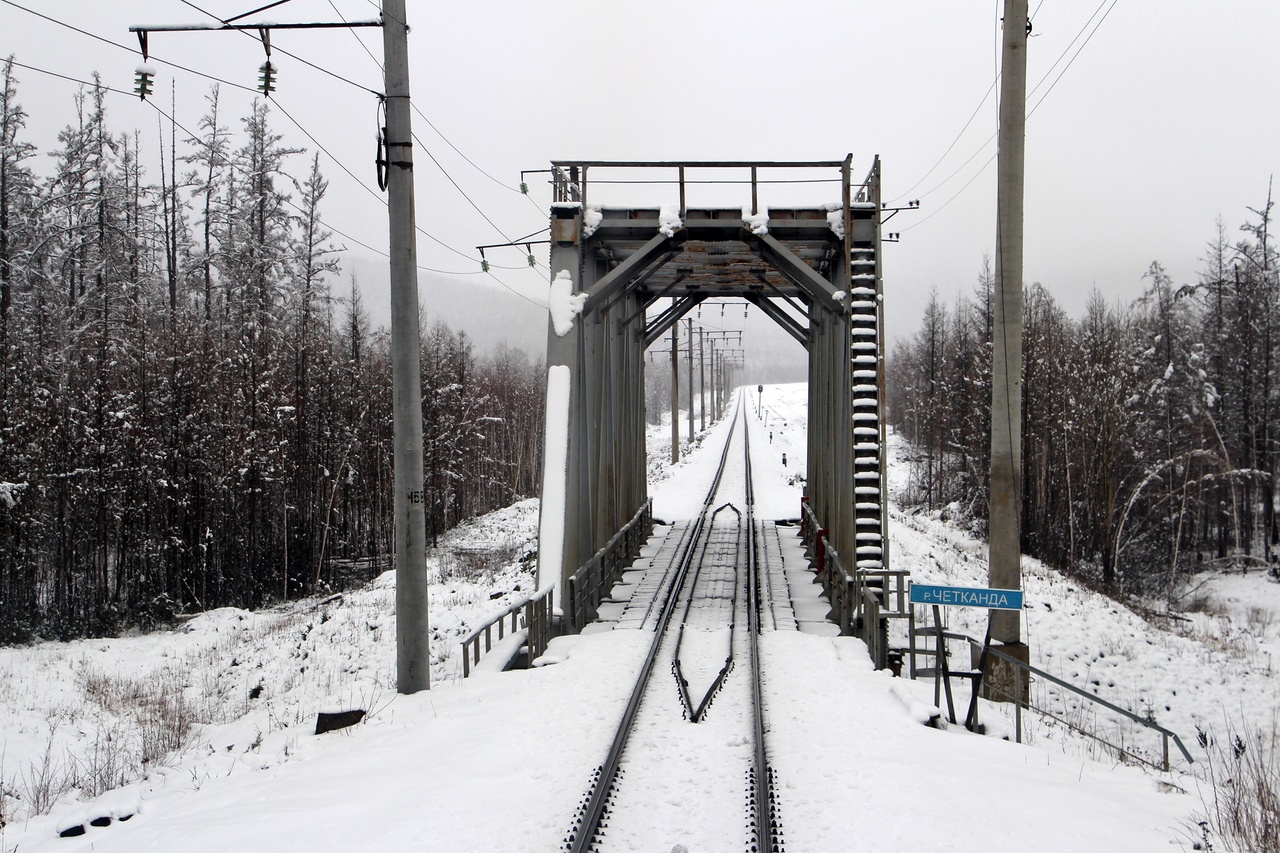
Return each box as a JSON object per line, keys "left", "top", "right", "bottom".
{"left": 0, "top": 0, "right": 259, "bottom": 96}
{"left": 171, "top": 0, "right": 385, "bottom": 97}
{"left": 163, "top": 4, "right": 545, "bottom": 270}
{"left": 4, "top": 2, "right": 542, "bottom": 273}
{"left": 902, "top": 0, "right": 1119, "bottom": 231}
{"left": 5, "top": 57, "right": 502, "bottom": 280}
{"left": 889, "top": 0, "right": 1046, "bottom": 205}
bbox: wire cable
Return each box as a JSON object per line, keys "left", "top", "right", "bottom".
{"left": 0, "top": 0, "right": 259, "bottom": 95}
{"left": 1028, "top": 0, "right": 1119, "bottom": 118}
{"left": 902, "top": 0, "right": 1119, "bottom": 230}
{"left": 172, "top": 0, "right": 383, "bottom": 96}
{"left": 9, "top": 56, "right": 493, "bottom": 277}
{"left": 326, "top": 0, "right": 383, "bottom": 72}
{"left": 154, "top": 1, "right": 534, "bottom": 268}
{"left": 3, "top": 0, "right": 533, "bottom": 269}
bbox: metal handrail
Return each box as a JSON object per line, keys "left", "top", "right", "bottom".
{"left": 955, "top": 635, "right": 1194, "bottom": 771}
{"left": 550, "top": 157, "right": 877, "bottom": 220}
{"left": 567, "top": 500, "right": 653, "bottom": 632}
{"left": 800, "top": 497, "right": 898, "bottom": 669}
{"left": 460, "top": 583, "right": 555, "bottom": 678}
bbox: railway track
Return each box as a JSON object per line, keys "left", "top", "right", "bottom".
{"left": 564, "top": 395, "right": 785, "bottom": 853}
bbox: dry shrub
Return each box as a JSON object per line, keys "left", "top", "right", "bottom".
{"left": 1192, "top": 714, "right": 1280, "bottom": 852}
{"left": 19, "top": 714, "right": 74, "bottom": 815}
{"left": 438, "top": 543, "right": 517, "bottom": 583}
{"left": 1247, "top": 605, "right": 1276, "bottom": 639}
{"left": 1182, "top": 590, "right": 1229, "bottom": 618}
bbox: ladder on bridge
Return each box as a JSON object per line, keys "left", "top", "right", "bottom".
{"left": 848, "top": 243, "right": 886, "bottom": 578}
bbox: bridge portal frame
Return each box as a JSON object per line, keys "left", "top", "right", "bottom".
{"left": 536, "top": 158, "right": 888, "bottom": 634}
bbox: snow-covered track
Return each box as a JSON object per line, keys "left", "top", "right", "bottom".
{"left": 563, "top": 395, "right": 784, "bottom": 853}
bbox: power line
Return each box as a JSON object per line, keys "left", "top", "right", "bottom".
{"left": 0, "top": 0, "right": 258, "bottom": 96}
{"left": 170, "top": 0, "right": 546, "bottom": 267}
{"left": 485, "top": 270, "right": 549, "bottom": 309}
{"left": 171, "top": 0, "right": 383, "bottom": 96}
{"left": 156, "top": 9, "right": 537, "bottom": 270}
{"left": 8, "top": 3, "right": 548, "bottom": 289}
{"left": 1026, "top": 0, "right": 1108, "bottom": 103}
{"left": 901, "top": 1, "right": 1119, "bottom": 229}
{"left": 2, "top": 1, "right": 526, "bottom": 270}
{"left": 6, "top": 56, "right": 493, "bottom": 278}
{"left": 901, "top": 152, "right": 998, "bottom": 233}
{"left": 326, "top": 0, "right": 384, "bottom": 72}
{"left": 1028, "top": 0, "right": 1119, "bottom": 117}
{"left": 889, "top": 79, "right": 998, "bottom": 204}
{"left": 410, "top": 101, "right": 535, "bottom": 199}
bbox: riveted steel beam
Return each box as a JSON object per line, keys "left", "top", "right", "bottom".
{"left": 744, "top": 293, "right": 808, "bottom": 349}
{"left": 644, "top": 293, "right": 709, "bottom": 347}
{"left": 581, "top": 232, "right": 687, "bottom": 314}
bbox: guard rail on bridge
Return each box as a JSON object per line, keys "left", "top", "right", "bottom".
{"left": 567, "top": 500, "right": 654, "bottom": 632}
{"left": 460, "top": 584, "right": 555, "bottom": 678}
{"left": 800, "top": 498, "right": 908, "bottom": 669}
{"left": 461, "top": 499, "right": 653, "bottom": 675}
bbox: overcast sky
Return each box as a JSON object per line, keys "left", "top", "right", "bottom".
{"left": 3, "top": 0, "right": 1278, "bottom": 361}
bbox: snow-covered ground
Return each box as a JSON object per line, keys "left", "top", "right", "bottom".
{"left": 2, "top": 383, "right": 1276, "bottom": 851}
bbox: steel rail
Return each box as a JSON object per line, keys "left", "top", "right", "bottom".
{"left": 565, "top": 400, "right": 745, "bottom": 853}
{"left": 672, "top": 501, "right": 742, "bottom": 723}
{"left": 743, "top": 408, "right": 784, "bottom": 853}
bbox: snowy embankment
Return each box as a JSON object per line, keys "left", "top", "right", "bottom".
{"left": 1, "top": 383, "right": 1274, "bottom": 851}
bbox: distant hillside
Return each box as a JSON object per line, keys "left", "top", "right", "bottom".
{"left": 348, "top": 255, "right": 549, "bottom": 358}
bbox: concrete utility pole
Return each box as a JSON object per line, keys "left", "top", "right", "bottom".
{"left": 687, "top": 319, "right": 695, "bottom": 438}
{"left": 708, "top": 339, "right": 717, "bottom": 422}
{"left": 670, "top": 316, "right": 680, "bottom": 463}
{"left": 989, "top": 0, "right": 1028, "bottom": 655}
{"left": 384, "top": 0, "right": 431, "bottom": 694}
{"left": 699, "top": 326, "right": 706, "bottom": 432}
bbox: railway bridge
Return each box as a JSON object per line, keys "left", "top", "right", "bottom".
{"left": 534, "top": 157, "right": 905, "bottom": 666}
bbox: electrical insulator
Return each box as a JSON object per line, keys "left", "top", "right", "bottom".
{"left": 481, "top": 259, "right": 490, "bottom": 273}
{"left": 527, "top": 254, "right": 536, "bottom": 268}
{"left": 519, "top": 182, "right": 529, "bottom": 195}
{"left": 134, "top": 64, "right": 155, "bottom": 100}
{"left": 258, "top": 60, "right": 277, "bottom": 95}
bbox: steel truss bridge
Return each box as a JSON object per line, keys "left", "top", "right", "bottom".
{"left": 535, "top": 157, "right": 904, "bottom": 667}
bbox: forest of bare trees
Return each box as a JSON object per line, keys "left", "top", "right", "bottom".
{"left": 890, "top": 197, "right": 1280, "bottom": 602}
{"left": 0, "top": 62, "right": 545, "bottom": 642}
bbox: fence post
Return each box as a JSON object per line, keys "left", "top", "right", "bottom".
{"left": 1014, "top": 661, "right": 1023, "bottom": 743}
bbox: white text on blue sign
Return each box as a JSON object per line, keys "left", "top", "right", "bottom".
{"left": 909, "top": 584, "right": 1024, "bottom": 611}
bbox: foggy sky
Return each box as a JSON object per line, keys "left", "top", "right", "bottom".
{"left": 3, "top": 0, "right": 1277, "bottom": 369}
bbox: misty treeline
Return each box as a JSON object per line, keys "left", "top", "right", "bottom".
{"left": 0, "top": 63, "right": 545, "bottom": 642}
{"left": 890, "top": 197, "right": 1280, "bottom": 602}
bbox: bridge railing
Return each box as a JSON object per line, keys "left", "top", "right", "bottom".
{"left": 566, "top": 500, "right": 654, "bottom": 632}
{"left": 934, "top": 632, "right": 1194, "bottom": 772}
{"left": 800, "top": 498, "right": 907, "bottom": 669}
{"left": 460, "top": 583, "right": 555, "bottom": 678}
{"left": 549, "top": 158, "right": 877, "bottom": 219}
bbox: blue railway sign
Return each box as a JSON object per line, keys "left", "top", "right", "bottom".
{"left": 909, "top": 583, "right": 1024, "bottom": 611}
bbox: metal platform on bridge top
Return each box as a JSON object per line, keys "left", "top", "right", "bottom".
{"left": 534, "top": 158, "right": 896, "bottom": 665}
